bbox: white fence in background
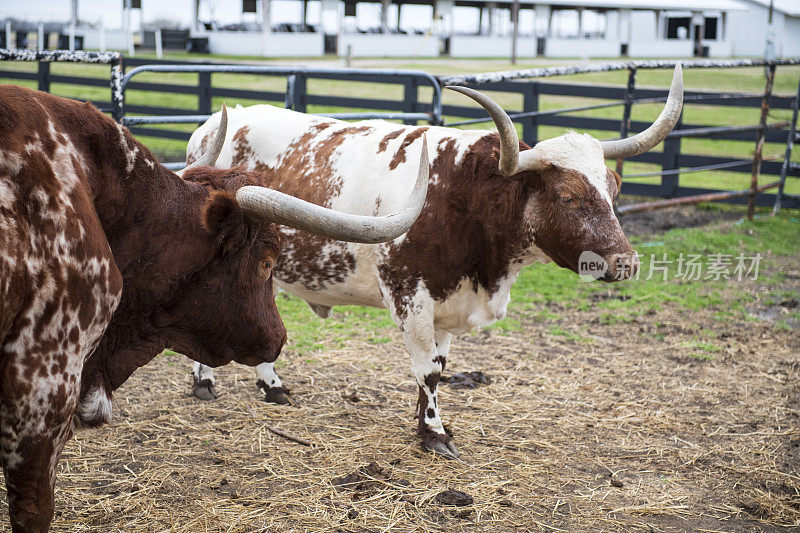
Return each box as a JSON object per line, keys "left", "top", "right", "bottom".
{"left": 80, "top": 28, "right": 129, "bottom": 51}
{"left": 628, "top": 39, "right": 693, "bottom": 58}
{"left": 338, "top": 33, "right": 440, "bottom": 57}
{"left": 545, "top": 38, "right": 622, "bottom": 58}
{"left": 450, "top": 35, "right": 535, "bottom": 58}
{"left": 203, "top": 31, "right": 324, "bottom": 57}
{"left": 3, "top": 25, "right": 742, "bottom": 59}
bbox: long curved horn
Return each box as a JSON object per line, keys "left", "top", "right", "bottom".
{"left": 445, "top": 86, "right": 521, "bottom": 176}
{"left": 177, "top": 103, "right": 228, "bottom": 177}
{"left": 236, "top": 136, "right": 429, "bottom": 244}
{"left": 602, "top": 64, "right": 683, "bottom": 159}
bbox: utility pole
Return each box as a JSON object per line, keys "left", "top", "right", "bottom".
{"left": 511, "top": 0, "right": 520, "bottom": 64}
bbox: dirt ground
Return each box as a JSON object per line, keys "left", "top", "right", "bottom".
{"left": 1, "top": 208, "right": 798, "bottom": 532}
{"left": 617, "top": 202, "right": 744, "bottom": 237}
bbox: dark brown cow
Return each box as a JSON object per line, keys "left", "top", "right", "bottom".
{"left": 187, "top": 66, "right": 683, "bottom": 459}
{"left": 0, "top": 84, "right": 427, "bottom": 531}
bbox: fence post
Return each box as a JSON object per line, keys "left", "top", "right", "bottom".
{"left": 294, "top": 74, "right": 307, "bottom": 113}
{"left": 403, "top": 78, "right": 419, "bottom": 126}
{"left": 111, "top": 55, "right": 124, "bottom": 123}
{"left": 198, "top": 71, "right": 212, "bottom": 123}
{"left": 522, "top": 81, "right": 539, "bottom": 147}
{"left": 155, "top": 29, "right": 163, "bottom": 59}
{"left": 284, "top": 74, "right": 307, "bottom": 112}
{"left": 285, "top": 75, "right": 296, "bottom": 110}
{"left": 659, "top": 112, "right": 683, "bottom": 198}
{"left": 37, "top": 62, "right": 50, "bottom": 93}
{"left": 773, "top": 75, "right": 800, "bottom": 215}
{"left": 748, "top": 63, "right": 776, "bottom": 220}
{"left": 616, "top": 67, "right": 637, "bottom": 176}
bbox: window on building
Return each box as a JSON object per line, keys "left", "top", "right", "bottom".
{"left": 704, "top": 17, "right": 718, "bottom": 39}
{"left": 666, "top": 17, "right": 691, "bottom": 39}
{"left": 553, "top": 9, "right": 579, "bottom": 38}
{"left": 581, "top": 10, "right": 607, "bottom": 39}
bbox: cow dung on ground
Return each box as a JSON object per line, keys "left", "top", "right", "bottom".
{"left": 2, "top": 207, "right": 797, "bottom": 532}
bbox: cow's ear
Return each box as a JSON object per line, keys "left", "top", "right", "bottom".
{"left": 149, "top": 305, "right": 183, "bottom": 329}
{"left": 607, "top": 168, "right": 622, "bottom": 193}
{"left": 203, "top": 191, "right": 248, "bottom": 253}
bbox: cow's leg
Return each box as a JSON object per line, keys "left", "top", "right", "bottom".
{"left": 404, "top": 325, "right": 459, "bottom": 459}
{"left": 192, "top": 362, "right": 292, "bottom": 404}
{"left": 191, "top": 362, "right": 218, "bottom": 401}
{"left": 0, "top": 379, "right": 77, "bottom": 532}
{"left": 255, "top": 363, "right": 292, "bottom": 405}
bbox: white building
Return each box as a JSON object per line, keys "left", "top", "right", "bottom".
{"left": 727, "top": 0, "right": 800, "bottom": 57}
{"left": 184, "top": 0, "right": 749, "bottom": 58}
{"left": 438, "top": 0, "right": 746, "bottom": 59}
{"left": 6, "top": 0, "right": 800, "bottom": 58}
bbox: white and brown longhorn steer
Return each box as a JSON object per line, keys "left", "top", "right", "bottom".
{"left": 187, "top": 66, "right": 684, "bottom": 458}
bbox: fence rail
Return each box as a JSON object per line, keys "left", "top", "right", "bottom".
{"left": 0, "top": 50, "right": 798, "bottom": 212}
{"left": 436, "top": 58, "right": 800, "bottom": 212}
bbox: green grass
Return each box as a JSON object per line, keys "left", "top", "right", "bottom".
{"left": 275, "top": 292, "right": 395, "bottom": 354}
{"left": 506, "top": 213, "right": 799, "bottom": 321}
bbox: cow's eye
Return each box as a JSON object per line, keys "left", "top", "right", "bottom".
{"left": 262, "top": 260, "right": 273, "bottom": 272}
{"left": 560, "top": 196, "right": 573, "bottom": 203}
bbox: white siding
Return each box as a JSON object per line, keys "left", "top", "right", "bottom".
{"left": 546, "top": 38, "right": 621, "bottom": 57}
{"left": 628, "top": 39, "right": 693, "bottom": 57}
{"left": 782, "top": 16, "right": 800, "bottom": 57}
{"left": 450, "top": 35, "right": 536, "bottom": 57}
{"left": 728, "top": 2, "right": 770, "bottom": 56}
{"left": 728, "top": 1, "right": 800, "bottom": 58}
{"left": 204, "top": 31, "right": 324, "bottom": 57}
{"left": 80, "top": 28, "right": 129, "bottom": 51}
{"left": 338, "top": 34, "right": 441, "bottom": 57}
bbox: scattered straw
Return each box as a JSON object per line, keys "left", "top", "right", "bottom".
{"left": 1, "top": 251, "right": 797, "bottom": 532}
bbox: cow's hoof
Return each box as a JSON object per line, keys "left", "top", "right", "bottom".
{"left": 257, "top": 380, "right": 293, "bottom": 405}
{"left": 192, "top": 379, "right": 218, "bottom": 401}
{"left": 422, "top": 435, "right": 460, "bottom": 459}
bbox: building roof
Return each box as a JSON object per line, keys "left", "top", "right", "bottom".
{"left": 474, "top": 0, "right": 748, "bottom": 10}
{"left": 738, "top": 0, "right": 800, "bottom": 17}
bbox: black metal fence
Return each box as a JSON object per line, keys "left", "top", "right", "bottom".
{"left": 0, "top": 49, "right": 122, "bottom": 113}
{"left": 115, "top": 62, "right": 442, "bottom": 132}
{"left": 0, "top": 50, "right": 798, "bottom": 211}
{"left": 438, "top": 59, "right": 800, "bottom": 211}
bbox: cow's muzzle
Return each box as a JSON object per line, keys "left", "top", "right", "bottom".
{"left": 236, "top": 331, "right": 287, "bottom": 366}
{"left": 601, "top": 251, "right": 639, "bottom": 282}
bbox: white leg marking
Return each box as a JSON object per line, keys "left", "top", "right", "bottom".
{"left": 255, "top": 362, "right": 283, "bottom": 388}
{"left": 402, "top": 294, "right": 447, "bottom": 437}
{"left": 192, "top": 361, "right": 216, "bottom": 385}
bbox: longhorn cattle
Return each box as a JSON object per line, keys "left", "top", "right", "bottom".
{"left": 0, "top": 84, "right": 427, "bottom": 531}
{"left": 187, "top": 66, "right": 684, "bottom": 459}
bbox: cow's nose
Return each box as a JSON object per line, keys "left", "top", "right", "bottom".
{"left": 263, "top": 330, "right": 287, "bottom": 363}
{"left": 603, "top": 251, "right": 639, "bottom": 281}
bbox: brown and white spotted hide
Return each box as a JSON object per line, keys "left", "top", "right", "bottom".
{"left": 0, "top": 85, "right": 122, "bottom": 531}
{"left": 186, "top": 104, "right": 636, "bottom": 458}
{"left": 0, "top": 85, "right": 288, "bottom": 531}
